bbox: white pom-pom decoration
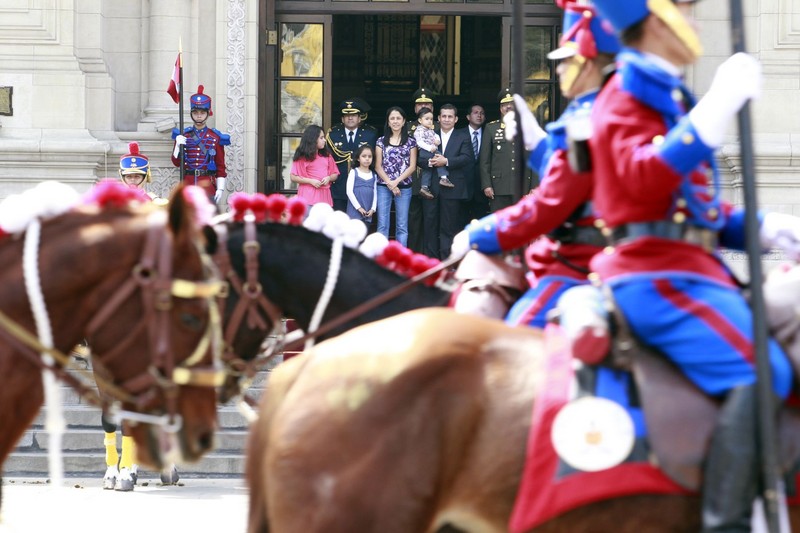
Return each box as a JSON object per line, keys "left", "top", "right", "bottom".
{"left": 358, "top": 232, "right": 389, "bottom": 259}
{"left": 0, "top": 181, "right": 80, "bottom": 234}
{"left": 35, "top": 181, "right": 80, "bottom": 218}
{"left": 341, "top": 219, "right": 368, "bottom": 249}
{"left": 321, "top": 210, "right": 351, "bottom": 240}
{"left": 303, "top": 203, "right": 334, "bottom": 233}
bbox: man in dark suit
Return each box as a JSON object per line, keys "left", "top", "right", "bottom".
{"left": 421, "top": 103, "right": 474, "bottom": 259}
{"left": 463, "top": 103, "right": 488, "bottom": 224}
{"left": 480, "top": 89, "right": 536, "bottom": 212}
{"left": 326, "top": 98, "right": 379, "bottom": 212}
{"left": 407, "top": 87, "right": 435, "bottom": 253}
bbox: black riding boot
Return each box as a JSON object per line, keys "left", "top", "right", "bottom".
{"left": 701, "top": 384, "right": 760, "bottom": 532}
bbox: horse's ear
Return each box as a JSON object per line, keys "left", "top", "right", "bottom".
{"left": 202, "top": 225, "right": 219, "bottom": 255}
{"left": 167, "top": 183, "right": 196, "bottom": 239}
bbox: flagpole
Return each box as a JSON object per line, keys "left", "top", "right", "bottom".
{"left": 178, "top": 39, "right": 185, "bottom": 184}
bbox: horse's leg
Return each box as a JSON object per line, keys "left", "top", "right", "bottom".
{"left": 265, "top": 353, "right": 486, "bottom": 533}
{"left": 115, "top": 424, "right": 137, "bottom": 492}
{"left": 246, "top": 355, "right": 310, "bottom": 533}
{"left": 101, "top": 414, "right": 119, "bottom": 490}
{"left": 159, "top": 463, "right": 180, "bottom": 485}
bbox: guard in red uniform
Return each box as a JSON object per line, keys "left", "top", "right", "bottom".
{"left": 172, "top": 85, "right": 230, "bottom": 204}
{"left": 452, "top": 0, "right": 619, "bottom": 329}
{"left": 590, "top": 0, "right": 800, "bottom": 529}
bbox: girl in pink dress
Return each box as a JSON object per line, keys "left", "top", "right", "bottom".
{"left": 290, "top": 125, "right": 339, "bottom": 206}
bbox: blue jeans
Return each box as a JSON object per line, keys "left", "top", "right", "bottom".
{"left": 376, "top": 185, "right": 412, "bottom": 246}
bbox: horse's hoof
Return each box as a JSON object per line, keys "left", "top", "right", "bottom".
{"left": 159, "top": 464, "right": 179, "bottom": 485}
{"left": 130, "top": 464, "right": 139, "bottom": 486}
{"left": 103, "top": 465, "right": 119, "bottom": 490}
{"left": 114, "top": 467, "right": 135, "bottom": 492}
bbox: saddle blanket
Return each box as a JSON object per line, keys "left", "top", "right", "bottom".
{"left": 509, "top": 323, "right": 691, "bottom": 532}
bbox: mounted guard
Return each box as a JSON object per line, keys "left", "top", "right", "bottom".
{"left": 587, "top": 0, "right": 800, "bottom": 529}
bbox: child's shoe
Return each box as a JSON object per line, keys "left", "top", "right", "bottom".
{"left": 439, "top": 177, "right": 455, "bottom": 188}
{"left": 420, "top": 186, "right": 435, "bottom": 199}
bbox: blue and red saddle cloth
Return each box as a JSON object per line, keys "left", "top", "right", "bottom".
{"left": 509, "top": 323, "right": 800, "bottom": 532}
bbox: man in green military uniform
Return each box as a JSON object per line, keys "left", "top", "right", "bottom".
{"left": 479, "top": 88, "right": 536, "bottom": 212}
{"left": 407, "top": 87, "right": 436, "bottom": 252}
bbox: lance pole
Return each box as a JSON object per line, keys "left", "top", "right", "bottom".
{"left": 728, "top": 0, "right": 781, "bottom": 530}
{"left": 178, "top": 41, "right": 186, "bottom": 183}
{"left": 512, "top": 0, "right": 525, "bottom": 203}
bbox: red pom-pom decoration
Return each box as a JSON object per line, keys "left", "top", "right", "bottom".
{"left": 394, "top": 247, "right": 413, "bottom": 272}
{"left": 266, "top": 194, "right": 287, "bottom": 222}
{"left": 84, "top": 179, "right": 149, "bottom": 208}
{"left": 248, "top": 194, "right": 269, "bottom": 222}
{"left": 228, "top": 192, "right": 252, "bottom": 222}
{"left": 381, "top": 241, "right": 405, "bottom": 263}
{"left": 286, "top": 197, "right": 307, "bottom": 225}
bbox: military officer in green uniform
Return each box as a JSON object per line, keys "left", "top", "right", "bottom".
{"left": 326, "top": 98, "right": 379, "bottom": 212}
{"left": 479, "top": 88, "right": 536, "bottom": 212}
{"left": 407, "top": 87, "right": 436, "bottom": 252}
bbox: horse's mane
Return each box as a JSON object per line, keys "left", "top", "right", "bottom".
{"left": 226, "top": 193, "right": 451, "bottom": 287}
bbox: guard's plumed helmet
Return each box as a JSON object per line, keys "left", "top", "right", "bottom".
{"left": 190, "top": 85, "right": 213, "bottom": 116}
{"left": 548, "top": 0, "right": 621, "bottom": 62}
{"left": 119, "top": 142, "right": 151, "bottom": 183}
{"left": 592, "top": 0, "right": 702, "bottom": 59}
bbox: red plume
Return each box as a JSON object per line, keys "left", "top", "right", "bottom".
{"left": 128, "top": 142, "right": 140, "bottom": 156}
{"left": 197, "top": 85, "right": 205, "bottom": 95}
{"left": 286, "top": 197, "right": 307, "bottom": 225}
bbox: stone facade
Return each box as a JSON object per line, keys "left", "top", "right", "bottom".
{"left": 0, "top": 0, "right": 258, "bottom": 200}
{"left": 0, "top": 0, "right": 798, "bottom": 243}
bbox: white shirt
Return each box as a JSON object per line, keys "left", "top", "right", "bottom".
{"left": 440, "top": 128, "right": 454, "bottom": 155}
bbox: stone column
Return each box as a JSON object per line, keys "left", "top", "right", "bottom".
{"left": 140, "top": 0, "right": 194, "bottom": 131}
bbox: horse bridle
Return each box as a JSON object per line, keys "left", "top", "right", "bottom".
{"left": 0, "top": 210, "right": 225, "bottom": 430}
{"left": 212, "top": 213, "right": 282, "bottom": 390}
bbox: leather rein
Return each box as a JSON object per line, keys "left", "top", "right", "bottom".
{"left": 0, "top": 210, "right": 225, "bottom": 430}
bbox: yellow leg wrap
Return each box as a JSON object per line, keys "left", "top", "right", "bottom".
{"left": 120, "top": 436, "right": 136, "bottom": 469}
{"left": 104, "top": 432, "right": 119, "bottom": 468}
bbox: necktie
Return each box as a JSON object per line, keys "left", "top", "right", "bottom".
{"left": 348, "top": 131, "right": 354, "bottom": 145}
{"left": 472, "top": 131, "right": 480, "bottom": 159}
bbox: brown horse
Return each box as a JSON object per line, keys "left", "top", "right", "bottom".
{"left": 245, "top": 308, "right": 800, "bottom": 532}
{"left": 0, "top": 184, "right": 221, "bottom": 477}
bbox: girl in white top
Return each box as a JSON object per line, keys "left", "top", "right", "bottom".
{"left": 346, "top": 145, "right": 377, "bottom": 224}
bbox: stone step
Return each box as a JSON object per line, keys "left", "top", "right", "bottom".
{"left": 33, "top": 405, "right": 256, "bottom": 431}
{"left": 5, "top": 451, "right": 246, "bottom": 478}
{"left": 50, "top": 369, "right": 271, "bottom": 405}
{"left": 15, "top": 427, "right": 250, "bottom": 454}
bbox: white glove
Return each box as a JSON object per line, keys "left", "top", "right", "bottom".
{"left": 503, "top": 94, "right": 547, "bottom": 151}
{"left": 761, "top": 212, "right": 800, "bottom": 261}
{"left": 689, "top": 53, "right": 762, "bottom": 148}
{"left": 173, "top": 134, "right": 187, "bottom": 158}
{"left": 214, "top": 177, "right": 226, "bottom": 204}
{"left": 451, "top": 229, "right": 472, "bottom": 259}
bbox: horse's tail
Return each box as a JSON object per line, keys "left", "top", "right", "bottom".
{"left": 246, "top": 353, "right": 309, "bottom": 533}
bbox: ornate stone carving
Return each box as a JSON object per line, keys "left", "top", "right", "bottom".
{"left": 226, "top": 0, "right": 247, "bottom": 194}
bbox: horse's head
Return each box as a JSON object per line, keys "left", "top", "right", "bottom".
{"left": 79, "top": 184, "right": 223, "bottom": 469}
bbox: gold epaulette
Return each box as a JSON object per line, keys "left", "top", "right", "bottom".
{"left": 325, "top": 129, "right": 352, "bottom": 164}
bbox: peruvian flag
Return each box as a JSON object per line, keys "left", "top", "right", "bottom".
{"left": 167, "top": 53, "right": 181, "bottom": 104}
